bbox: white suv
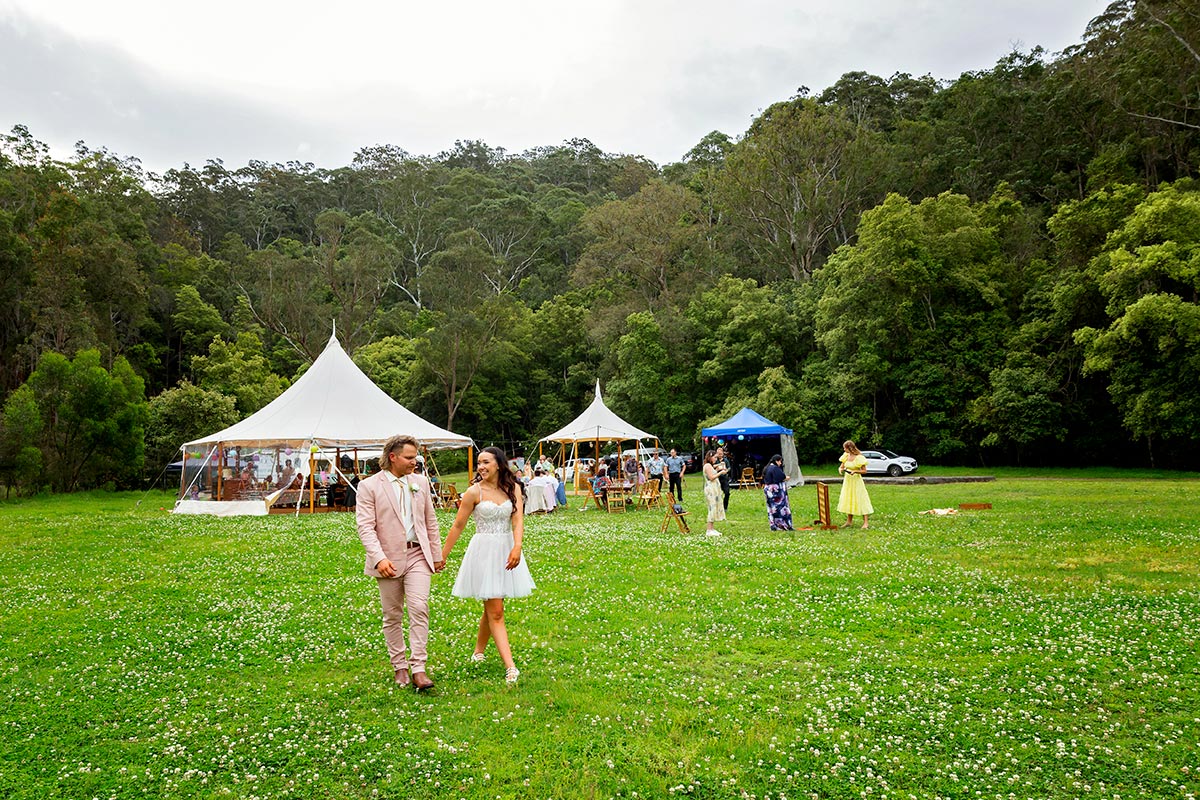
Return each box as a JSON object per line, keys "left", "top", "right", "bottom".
{"left": 861, "top": 449, "right": 918, "bottom": 477}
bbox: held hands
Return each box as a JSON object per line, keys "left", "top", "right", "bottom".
{"left": 434, "top": 559, "right": 446, "bottom": 572}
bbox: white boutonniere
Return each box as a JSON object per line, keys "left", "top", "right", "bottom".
{"left": 408, "top": 482, "right": 420, "bottom": 493}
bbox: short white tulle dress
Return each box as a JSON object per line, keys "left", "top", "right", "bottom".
{"left": 451, "top": 498, "right": 536, "bottom": 600}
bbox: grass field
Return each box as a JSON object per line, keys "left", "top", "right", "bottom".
{"left": 1, "top": 474, "right": 1198, "bottom": 799}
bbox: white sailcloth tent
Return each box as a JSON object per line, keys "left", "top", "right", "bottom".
{"left": 539, "top": 381, "right": 659, "bottom": 489}
{"left": 176, "top": 333, "right": 473, "bottom": 515}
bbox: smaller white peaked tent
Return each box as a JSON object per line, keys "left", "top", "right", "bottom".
{"left": 540, "top": 381, "right": 657, "bottom": 444}
{"left": 176, "top": 333, "right": 473, "bottom": 516}
{"left": 539, "top": 381, "right": 659, "bottom": 488}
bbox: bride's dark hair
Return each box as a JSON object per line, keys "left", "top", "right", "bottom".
{"left": 481, "top": 446, "right": 520, "bottom": 514}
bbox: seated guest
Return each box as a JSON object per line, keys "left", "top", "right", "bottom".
{"left": 589, "top": 468, "right": 611, "bottom": 507}
{"left": 526, "top": 468, "right": 557, "bottom": 513}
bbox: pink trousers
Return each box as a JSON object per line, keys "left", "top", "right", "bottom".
{"left": 375, "top": 545, "right": 433, "bottom": 673}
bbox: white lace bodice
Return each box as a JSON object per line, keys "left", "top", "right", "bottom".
{"left": 474, "top": 499, "right": 514, "bottom": 537}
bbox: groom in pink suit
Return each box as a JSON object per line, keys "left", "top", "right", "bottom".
{"left": 356, "top": 434, "right": 443, "bottom": 691}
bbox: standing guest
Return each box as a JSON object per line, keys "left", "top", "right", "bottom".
{"left": 647, "top": 452, "right": 665, "bottom": 485}
{"left": 355, "top": 434, "right": 443, "bottom": 691}
{"left": 702, "top": 450, "right": 728, "bottom": 537}
{"left": 716, "top": 446, "right": 733, "bottom": 511}
{"left": 276, "top": 458, "right": 295, "bottom": 489}
{"left": 535, "top": 454, "right": 554, "bottom": 474}
{"left": 554, "top": 470, "right": 567, "bottom": 506}
{"left": 837, "top": 440, "right": 874, "bottom": 529}
{"left": 761, "top": 454, "right": 794, "bottom": 531}
{"left": 664, "top": 448, "right": 686, "bottom": 503}
{"left": 624, "top": 454, "right": 638, "bottom": 480}
{"left": 439, "top": 447, "right": 535, "bottom": 685}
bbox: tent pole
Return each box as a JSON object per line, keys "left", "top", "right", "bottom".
{"left": 309, "top": 447, "right": 316, "bottom": 513}
{"left": 572, "top": 441, "right": 580, "bottom": 493}
{"left": 468, "top": 447, "right": 474, "bottom": 481}
{"left": 217, "top": 444, "right": 224, "bottom": 501}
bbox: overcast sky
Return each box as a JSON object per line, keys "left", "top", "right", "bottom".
{"left": 0, "top": 0, "right": 1106, "bottom": 174}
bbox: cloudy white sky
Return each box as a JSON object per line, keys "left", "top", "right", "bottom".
{"left": 0, "top": 0, "right": 1106, "bottom": 174}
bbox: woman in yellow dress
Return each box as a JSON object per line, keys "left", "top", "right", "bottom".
{"left": 837, "top": 440, "right": 873, "bottom": 529}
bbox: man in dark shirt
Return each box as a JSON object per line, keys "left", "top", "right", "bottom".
{"left": 716, "top": 446, "right": 732, "bottom": 511}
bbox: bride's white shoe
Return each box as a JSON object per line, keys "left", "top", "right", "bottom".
{"left": 470, "top": 652, "right": 486, "bottom": 663}
{"left": 505, "top": 667, "right": 520, "bottom": 685}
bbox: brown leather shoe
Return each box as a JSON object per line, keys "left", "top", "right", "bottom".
{"left": 394, "top": 668, "right": 411, "bottom": 687}
{"left": 412, "top": 671, "right": 435, "bottom": 691}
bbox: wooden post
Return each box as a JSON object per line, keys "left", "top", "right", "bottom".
{"left": 217, "top": 445, "right": 224, "bottom": 501}
{"left": 467, "top": 446, "right": 474, "bottom": 481}
{"left": 816, "top": 482, "right": 838, "bottom": 529}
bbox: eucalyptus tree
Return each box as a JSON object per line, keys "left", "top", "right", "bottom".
{"left": 233, "top": 210, "right": 396, "bottom": 362}
{"left": 717, "top": 98, "right": 885, "bottom": 282}
{"left": 23, "top": 156, "right": 151, "bottom": 370}
{"left": 351, "top": 148, "right": 451, "bottom": 310}
{"left": 1072, "top": 0, "right": 1200, "bottom": 140}
{"left": 572, "top": 180, "right": 716, "bottom": 313}
{"left": 408, "top": 231, "right": 532, "bottom": 431}
{"left": 523, "top": 138, "right": 615, "bottom": 195}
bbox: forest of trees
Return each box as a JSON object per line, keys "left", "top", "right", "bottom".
{"left": 2, "top": 0, "right": 1198, "bottom": 492}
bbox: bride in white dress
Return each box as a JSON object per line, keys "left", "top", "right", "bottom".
{"left": 439, "top": 447, "right": 535, "bottom": 684}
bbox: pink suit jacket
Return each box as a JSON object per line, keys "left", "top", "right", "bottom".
{"left": 355, "top": 470, "right": 443, "bottom": 577}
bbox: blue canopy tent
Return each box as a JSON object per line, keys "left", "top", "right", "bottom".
{"left": 701, "top": 408, "right": 803, "bottom": 487}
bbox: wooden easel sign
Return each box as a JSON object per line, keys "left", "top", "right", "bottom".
{"left": 816, "top": 482, "right": 839, "bottom": 530}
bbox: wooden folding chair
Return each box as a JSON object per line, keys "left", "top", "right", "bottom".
{"left": 607, "top": 486, "right": 628, "bottom": 513}
{"left": 583, "top": 478, "right": 608, "bottom": 510}
{"left": 659, "top": 502, "right": 690, "bottom": 533}
{"left": 636, "top": 479, "right": 662, "bottom": 510}
{"left": 737, "top": 467, "right": 760, "bottom": 489}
